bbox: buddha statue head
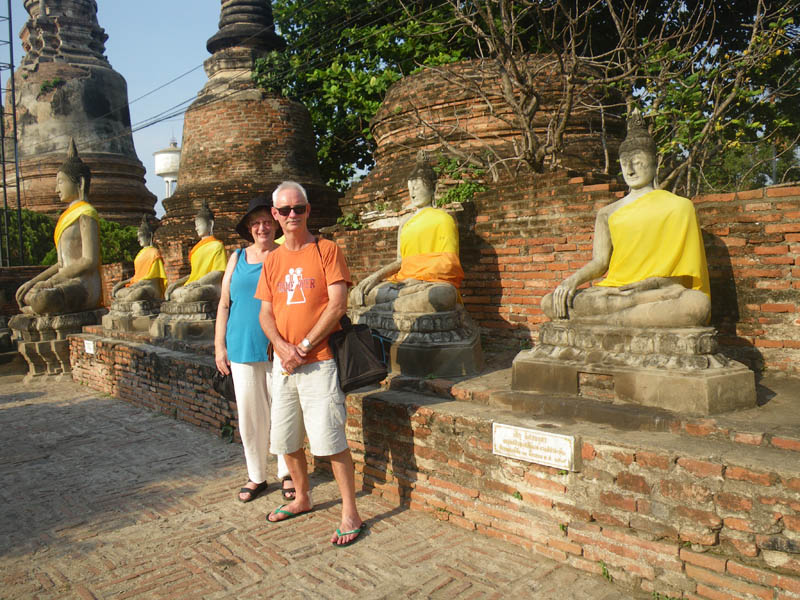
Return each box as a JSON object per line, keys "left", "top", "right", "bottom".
{"left": 195, "top": 201, "right": 214, "bottom": 238}
{"left": 408, "top": 150, "right": 437, "bottom": 209}
{"left": 619, "top": 111, "right": 658, "bottom": 191}
{"left": 56, "top": 138, "right": 92, "bottom": 204}
{"left": 138, "top": 214, "right": 155, "bottom": 247}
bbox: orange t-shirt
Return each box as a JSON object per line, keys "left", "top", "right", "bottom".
{"left": 254, "top": 238, "right": 351, "bottom": 364}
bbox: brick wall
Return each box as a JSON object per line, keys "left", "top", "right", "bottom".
{"left": 70, "top": 334, "right": 800, "bottom": 599}
{"left": 100, "top": 262, "right": 133, "bottom": 308}
{"left": 70, "top": 331, "right": 243, "bottom": 443}
{"left": 344, "top": 389, "right": 800, "bottom": 599}
{"left": 0, "top": 266, "right": 47, "bottom": 316}
{"left": 333, "top": 172, "right": 800, "bottom": 374}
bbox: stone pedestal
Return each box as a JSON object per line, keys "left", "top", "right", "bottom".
{"left": 350, "top": 304, "right": 483, "bottom": 378}
{"left": 149, "top": 301, "right": 217, "bottom": 342}
{"left": 8, "top": 309, "right": 106, "bottom": 378}
{"left": 512, "top": 322, "right": 756, "bottom": 415}
{"left": 102, "top": 300, "right": 162, "bottom": 334}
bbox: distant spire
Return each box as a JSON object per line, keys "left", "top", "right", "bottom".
{"left": 206, "top": 0, "right": 285, "bottom": 54}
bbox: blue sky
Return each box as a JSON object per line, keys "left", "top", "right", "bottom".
{"left": 4, "top": 1, "right": 223, "bottom": 216}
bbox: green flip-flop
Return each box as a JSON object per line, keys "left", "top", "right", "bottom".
{"left": 332, "top": 523, "right": 366, "bottom": 547}
{"left": 266, "top": 504, "right": 313, "bottom": 523}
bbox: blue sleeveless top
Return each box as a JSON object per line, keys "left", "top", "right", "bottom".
{"left": 226, "top": 249, "right": 270, "bottom": 363}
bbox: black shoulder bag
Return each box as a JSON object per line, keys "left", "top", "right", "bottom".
{"left": 315, "top": 240, "right": 388, "bottom": 392}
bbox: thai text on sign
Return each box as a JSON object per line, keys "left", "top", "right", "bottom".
{"left": 492, "top": 422, "right": 580, "bottom": 471}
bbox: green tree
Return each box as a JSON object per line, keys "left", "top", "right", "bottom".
{"left": 617, "top": 1, "right": 800, "bottom": 195}
{"left": 254, "top": 0, "right": 475, "bottom": 190}
{"left": 256, "top": 0, "right": 799, "bottom": 195}
{"left": 0, "top": 209, "right": 55, "bottom": 266}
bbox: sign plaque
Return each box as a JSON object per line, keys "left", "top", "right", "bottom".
{"left": 84, "top": 339, "right": 95, "bottom": 355}
{"left": 492, "top": 423, "right": 580, "bottom": 471}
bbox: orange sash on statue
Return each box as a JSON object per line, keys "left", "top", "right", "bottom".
{"left": 128, "top": 246, "right": 167, "bottom": 294}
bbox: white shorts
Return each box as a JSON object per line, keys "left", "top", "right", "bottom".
{"left": 269, "top": 357, "right": 348, "bottom": 457}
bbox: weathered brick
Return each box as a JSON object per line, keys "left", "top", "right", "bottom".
{"left": 616, "top": 472, "right": 651, "bottom": 494}
{"left": 772, "top": 436, "right": 800, "bottom": 452}
{"left": 727, "top": 561, "right": 779, "bottom": 588}
{"left": 428, "top": 476, "right": 480, "bottom": 499}
{"left": 676, "top": 506, "right": 723, "bottom": 529}
{"left": 678, "top": 458, "right": 724, "bottom": 478}
{"left": 661, "top": 479, "right": 713, "bottom": 504}
{"left": 723, "top": 517, "right": 755, "bottom": 533}
{"left": 715, "top": 492, "right": 754, "bottom": 513}
{"left": 725, "top": 466, "right": 774, "bottom": 486}
{"left": 733, "top": 432, "right": 765, "bottom": 446}
{"left": 783, "top": 514, "right": 800, "bottom": 533}
{"left": 582, "top": 442, "right": 597, "bottom": 460}
{"left": 599, "top": 491, "right": 636, "bottom": 512}
{"left": 681, "top": 548, "right": 727, "bottom": 572}
{"left": 636, "top": 451, "right": 672, "bottom": 470}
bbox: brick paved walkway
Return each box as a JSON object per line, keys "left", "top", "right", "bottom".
{"left": 0, "top": 371, "right": 643, "bottom": 599}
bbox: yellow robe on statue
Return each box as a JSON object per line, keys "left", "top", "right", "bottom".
{"left": 54, "top": 201, "right": 98, "bottom": 246}
{"left": 596, "top": 189, "right": 710, "bottom": 297}
{"left": 186, "top": 236, "right": 226, "bottom": 283}
{"left": 128, "top": 246, "right": 167, "bottom": 295}
{"left": 53, "top": 200, "right": 104, "bottom": 302}
{"left": 388, "top": 207, "right": 464, "bottom": 288}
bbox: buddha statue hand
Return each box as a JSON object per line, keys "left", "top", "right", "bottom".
{"left": 164, "top": 282, "right": 180, "bottom": 301}
{"left": 550, "top": 277, "right": 579, "bottom": 319}
{"left": 16, "top": 280, "right": 34, "bottom": 307}
{"left": 111, "top": 280, "right": 127, "bottom": 298}
{"left": 16, "top": 279, "right": 50, "bottom": 308}
{"left": 351, "top": 274, "right": 381, "bottom": 306}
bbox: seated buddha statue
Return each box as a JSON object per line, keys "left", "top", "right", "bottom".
{"left": 350, "top": 151, "right": 463, "bottom": 313}
{"left": 112, "top": 215, "right": 167, "bottom": 303}
{"left": 15, "top": 139, "right": 102, "bottom": 316}
{"left": 541, "top": 111, "right": 711, "bottom": 327}
{"left": 164, "top": 202, "right": 226, "bottom": 304}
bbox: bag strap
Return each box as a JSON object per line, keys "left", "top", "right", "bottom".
{"left": 314, "top": 238, "right": 350, "bottom": 330}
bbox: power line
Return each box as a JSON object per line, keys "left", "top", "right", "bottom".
{"left": 10, "top": 1, "right": 452, "bottom": 154}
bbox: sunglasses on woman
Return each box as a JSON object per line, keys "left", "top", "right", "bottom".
{"left": 275, "top": 205, "right": 307, "bottom": 216}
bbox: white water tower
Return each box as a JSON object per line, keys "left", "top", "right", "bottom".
{"left": 153, "top": 140, "right": 181, "bottom": 198}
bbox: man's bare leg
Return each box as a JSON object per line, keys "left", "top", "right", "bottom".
{"left": 267, "top": 448, "right": 312, "bottom": 521}
{"left": 328, "top": 448, "right": 363, "bottom": 545}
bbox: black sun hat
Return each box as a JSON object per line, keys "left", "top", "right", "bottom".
{"left": 235, "top": 195, "right": 274, "bottom": 242}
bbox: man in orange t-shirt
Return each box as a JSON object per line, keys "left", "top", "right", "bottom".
{"left": 255, "top": 181, "right": 364, "bottom": 547}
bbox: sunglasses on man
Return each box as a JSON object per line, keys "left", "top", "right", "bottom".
{"left": 274, "top": 205, "right": 307, "bottom": 216}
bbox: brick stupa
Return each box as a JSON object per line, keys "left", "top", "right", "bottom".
{"left": 156, "top": 0, "right": 339, "bottom": 281}
{"left": 341, "top": 58, "right": 625, "bottom": 214}
{"left": 3, "top": 0, "right": 155, "bottom": 224}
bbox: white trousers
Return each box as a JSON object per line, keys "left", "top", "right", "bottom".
{"left": 230, "top": 361, "right": 289, "bottom": 483}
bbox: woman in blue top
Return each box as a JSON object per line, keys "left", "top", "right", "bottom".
{"left": 215, "top": 195, "right": 292, "bottom": 502}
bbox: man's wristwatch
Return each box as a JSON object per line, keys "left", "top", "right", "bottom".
{"left": 299, "top": 338, "right": 313, "bottom": 352}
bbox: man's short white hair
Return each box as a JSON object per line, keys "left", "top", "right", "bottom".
{"left": 272, "top": 181, "right": 308, "bottom": 205}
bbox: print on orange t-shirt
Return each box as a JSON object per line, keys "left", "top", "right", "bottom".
{"left": 254, "top": 238, "right": 351, "bottom": 364}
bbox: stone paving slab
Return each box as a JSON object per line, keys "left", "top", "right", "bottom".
{"left": 0, "top": 372, "right": 645, "bottom": 599}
